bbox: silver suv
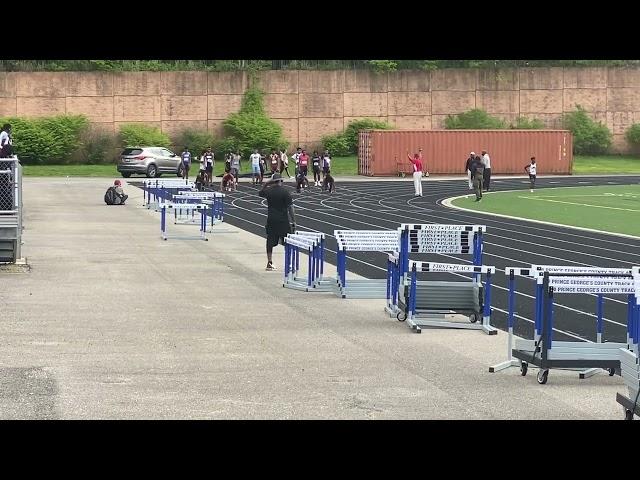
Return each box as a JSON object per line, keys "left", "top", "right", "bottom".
{"left": 117, "top": 147, "right": 184, "bottom": 178}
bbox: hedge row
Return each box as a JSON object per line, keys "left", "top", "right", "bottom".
{"left": 4, "top": 107, "right": 640, "bottom": 165}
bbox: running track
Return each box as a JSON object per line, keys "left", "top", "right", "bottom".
{"left": 137, "top": 175, "right": 640, "bottom": 343}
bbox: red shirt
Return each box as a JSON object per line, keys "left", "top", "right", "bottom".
{"left": 407, "top": 154, "right": 423, "bottom": 173}
{"left": 299, "top": 154, "right": 309, "bottom": 167}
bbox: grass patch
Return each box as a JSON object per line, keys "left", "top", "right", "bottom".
{"left": 450, "top": 184, "right": 640, "bottom": 237}
{"left": 21, "top": 156, "right": 361, "bottom": 178}
{"left": 573, "top": 155, "right": 640, "bottom": 174}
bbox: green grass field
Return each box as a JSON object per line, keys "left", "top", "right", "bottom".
{"left": 573, "top": 155, "right": 640, "bottom": 174}
{"left": 450, "top": 184, "right": 640, "bottom": 237}
{"left": 22, "top": 156, "right": 360, "bottom": 177}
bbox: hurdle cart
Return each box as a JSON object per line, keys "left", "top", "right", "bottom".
{"left": 508, "top": 266, "right": 634, "bottom": 385}
{"left": 616, "top": 267, "right": 640, "bottom": 420}
{"left": 396, "top": 261, "right": 497, "bottom": 334}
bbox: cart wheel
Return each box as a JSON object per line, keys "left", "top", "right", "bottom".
{"left": 625, "top": 409, "right": 634, "bottom": 421}
{"left": 608, "top": 368, "right": 616, "bottom": 377}
{"left": 397, "top": 312, "right": 406, "bottom": 322}
{"left": 537, "top": 369, "right": 549, "bottom": 385}
{"left": 469, "top": 312, "right": 481, "bottom": 323}
{"left": 520, "top": 362, "right": 528, "bottom": 377}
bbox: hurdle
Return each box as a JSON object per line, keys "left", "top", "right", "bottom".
{"left": 159, "top": 203, "right": 208, "bottom": 241}
{"left": 398, "top": 224, "right": 486, "bottom": 283}
{"left": 283, "top": 234, "right": 323, "bottom": 292}
{"left": 386, "top": 224, "right": 487, "bottom": 317}
{"left": 143, "top": 179, "right": 194, "bottom": 210}
{"left": 396, "top": 261, "right": 497, "bottom": 334}
{"left": 292, "top": 231, "right": 336, "bottom": 291}
{"left": 334, "top": 230, "right": 400, "bottom": 299}
{"left": 172, "top": 192, "right": 225, "bottom": 227}
{"left": 616, "top": 268, "right": 640, "bottom": 420}
{"left": 509, "top": 267, "right": 634, "bottom": 385}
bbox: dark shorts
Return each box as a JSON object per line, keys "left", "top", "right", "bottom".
{"left": 313, "top": 165, "right": 321, "bottom": 173}
{"left": 266, "top": 221, "right": 291, "bottom": 249}
{"left": 323, "top": 167, "right": 330, "bottom": 174}
{"left": 205, "top": 165, "right": 213, "bottom": 174}
{"left": 299, "top": 166, "right": 308, "bottom": 176}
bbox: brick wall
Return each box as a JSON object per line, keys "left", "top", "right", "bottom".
{"left": 2, "top": 67, "right": 640, "bottom": 153}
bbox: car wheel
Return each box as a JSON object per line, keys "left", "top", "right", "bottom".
{"left": 146, "top": 164, "right": 158, "bottom": 178}
{"left": 121, "top": 172, "right": 131, "bottom": 178}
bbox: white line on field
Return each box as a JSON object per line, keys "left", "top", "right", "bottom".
{"left": 516, "top": 196, "right": 640, "bottom": 212}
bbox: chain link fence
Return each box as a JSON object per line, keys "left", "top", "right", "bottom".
{"left": 0, "top": 157, "right": 23, "bottom": 263}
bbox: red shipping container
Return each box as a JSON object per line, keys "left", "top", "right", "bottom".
{"left": 358, "top": 130, "right": 573, "bottom": 176}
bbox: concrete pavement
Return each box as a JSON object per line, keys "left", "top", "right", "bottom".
{"left": 0, "top": 177, "right": 626, "bottom": 419}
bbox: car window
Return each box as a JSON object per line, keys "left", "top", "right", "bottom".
{"left": 122, "top": 148, "right": 143, "bottom": 156}
{"left": 161, "top": 148, "right": 175, "bottom": 157}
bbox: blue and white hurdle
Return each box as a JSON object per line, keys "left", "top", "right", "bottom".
{"left": 397, "top": 224, "right": 486, "bottom": 283}
{"left": 386, "top": 224, "right": 487, "bottom": 317}
{"left": 283, "top": 233, "right": 323, "bottom": 292}
{"left": 498, "top": 265, "right": 635, "bottom": 385}
{"left": 143, "top": 179, "right": 195, "bottom": 210}
{"left": 172, "top": 191, "right": 226, "bottom": 231}
{"left": 334, "top": 230, "right": 400, "bottom": 299}
{"left": 616, "top": 268, "right": 640, "bottom": 420}
{"left": 396, "top": 261, "right": 497, "bottom": 334}
{"left": 159, "top": 203, "right": 208, "bottom": 241}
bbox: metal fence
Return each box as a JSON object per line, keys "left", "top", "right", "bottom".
{"left": 0, "top": 156, "right": 23, "bottom": 263}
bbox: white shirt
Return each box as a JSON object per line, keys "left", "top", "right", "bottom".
{"left": 281, "top": 152, "right": 288, "bottom": 165}
{"left": 293, "top": 152, "right": 301, "bottom": 164}
{"left": 528, "top": 163, "right": 537, "bottom": 175}
{"left": 250, "top": 153, "right": 261, "bottom": 167}
{"left": 0, "top": 131, "right": 10, "bottom": 147}
{"left": 482, "top": 153, "right": 491, "bottom": 169}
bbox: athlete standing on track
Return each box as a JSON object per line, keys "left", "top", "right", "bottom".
{"left": 525, "top": 157, "right": 537, "bottom": 192}
{"left": 466, "top": 152, "right": 475, "bottom": 190}
{"left": 180, "top": 146, "right": 191, "bottom": 180}
{"left": 311, "top": 150, "right": 322, "bottom": 186}
{"left": 279, "top": 149, "right": 291, "bottom": 178}
{"left": 293, "top": 147, "right": 302, "bottom": 177}
{"left": 406, "top": 150, "right": 423, "bottom": 197}
{"left": 470, "top": 155, "right": 485, "bottom": 202}
{"left": 481, "top": 150, "right": 492, "bottom": 191}
{"left": 322, "top": 149, "right": 331, "bottom": 181}
{"left": 250, "top": 149, "right": 261, "bottom": 185}
{"left": 298, "top": 149, "right": 309, "bottom": 181}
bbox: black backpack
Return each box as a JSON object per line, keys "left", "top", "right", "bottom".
{"left": 104, "top": 187, "right": 118, "bottom": 205}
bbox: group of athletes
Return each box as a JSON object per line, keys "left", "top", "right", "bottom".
{"left": 220, "top": 147, "right": 335, "bottom": 194}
